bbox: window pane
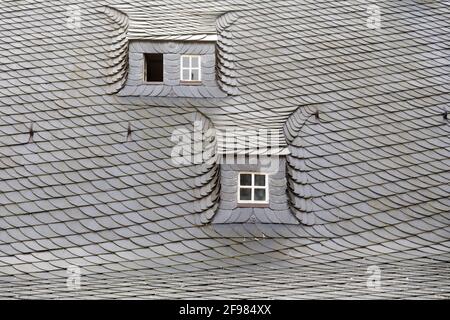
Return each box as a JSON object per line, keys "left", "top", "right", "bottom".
{"left": 191, "top": 56, "right": 199, "bottom": 68}
{"left": 254, "top": 189, "right": 266, "bottom": 201}
{"left": 254, "top": 174, "right": 266, "bottom": 186}
{"left": 182, "top": 56, "right": 189, "bottom": 68}
{"left": 239, "top": 188, "right": 251, "bottom": 201}
{"left": 182, "top": 69, "right": 190, "bottom": 81}
{"left": 240, "top": 174, "right": 252, "bottom": 186}
{"left": 191, "top": 69, "right": 199, "bottom": 81}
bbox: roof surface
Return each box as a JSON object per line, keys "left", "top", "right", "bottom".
{"left": 0, "top": 0, "right": 449, "bottom": 299}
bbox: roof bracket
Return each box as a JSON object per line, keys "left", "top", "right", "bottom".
{"left": 126, "top": 122, "right": 133, "bottom": 142}
{"left": 27, "top": 123, "right": 34, "bottom": 144}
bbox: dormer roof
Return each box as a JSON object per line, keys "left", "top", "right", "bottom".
{"left": 112, "top": 1, "right": 239, "bottom": 41}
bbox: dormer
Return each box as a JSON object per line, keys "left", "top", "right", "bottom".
{"left": 119, "top": 40, "right": 226, "bottom": 98}
{"left": 114, "top": 5, "right": 231, "bottom": 98}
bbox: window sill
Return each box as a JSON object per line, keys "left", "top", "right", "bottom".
{"left": 180, "top": 80, "right": 203, "bottom": 86}
{"left": 237, "top": 203, "right": 270, "bottom": 208}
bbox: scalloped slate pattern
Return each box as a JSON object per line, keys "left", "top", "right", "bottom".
{"left": 0, "top": 0, "right": 449, "bottom": 299}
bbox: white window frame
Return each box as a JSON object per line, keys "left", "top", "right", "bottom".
{"left": 180, "top": 55, "right": 201, "bottom": 82}
{"left": 237, "top": 172, "right": 269, "bottom": 204}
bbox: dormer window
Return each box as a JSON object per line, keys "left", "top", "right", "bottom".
{"left": 144, "top": 53, "right": 164, "bottom": 82}
{"left": 123, "top": 41, "right": 227, "bottom": 98}
{"left": 180, "top": 55, "right": 201, "bottom": 82}
{"left": 237, "top": 172, "right": 269, "bottom": 205}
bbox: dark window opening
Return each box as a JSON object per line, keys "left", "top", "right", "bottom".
{"left": 144, "top": 53, "right": 164, "bottom": 82}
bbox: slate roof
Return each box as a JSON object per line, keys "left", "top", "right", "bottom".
{"left": 0, "top": 0, "right": 449, "bottom": 299}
